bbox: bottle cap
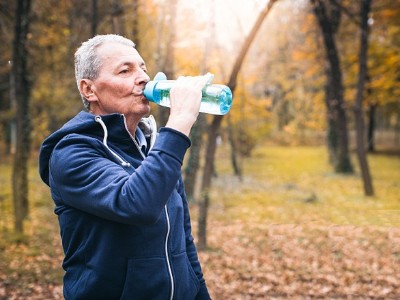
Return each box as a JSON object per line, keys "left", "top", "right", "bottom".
{"left": 143, "top": 72, "right": 168, "bottom": 100}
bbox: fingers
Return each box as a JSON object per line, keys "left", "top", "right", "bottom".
{"left": 166, "top": 74, "right": 213, "bottom": 136}
{"left": 176, "top": 73, "right": 213, "bottom": 90}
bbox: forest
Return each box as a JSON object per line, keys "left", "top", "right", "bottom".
{"left": 0, "top": 0, "right": 399, "bottom": 298}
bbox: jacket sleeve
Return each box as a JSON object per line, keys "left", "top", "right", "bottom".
{"left": 49, "top": 128, "right": 190, "bottom": 225}
{"left": 178, "top": 179, "right": 211, "bottom": 300}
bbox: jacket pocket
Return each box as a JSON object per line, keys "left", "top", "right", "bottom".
{"left": 63, "top": 268, "right": 84, "bottom": 299}
{"left": 171, "top": 252, "right": 200, "bottom": 300}
{"left": 120, "top": 257, "right": 170, "bottom": 300}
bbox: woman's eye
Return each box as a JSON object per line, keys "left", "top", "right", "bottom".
{"left": 120, "top": 69, "right": 129, "bottom": 74}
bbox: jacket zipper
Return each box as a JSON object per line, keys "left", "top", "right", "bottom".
{"left": 164, "top": 206, "right": 174, "bottom": 300}
{"left": 123, "top": 115, "right": 174, "bottom": 299}
{"left": 122, "top": 115, "right": 146, "bottom": 159}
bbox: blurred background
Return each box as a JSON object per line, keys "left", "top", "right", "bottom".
{"left": 0, "top": 0, "right": 399, "bottom": 298}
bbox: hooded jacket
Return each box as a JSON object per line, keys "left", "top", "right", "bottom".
{"left": 39, "top": 111, "right": 210, "bottom": 300}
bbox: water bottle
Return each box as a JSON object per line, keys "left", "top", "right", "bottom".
{"left": 143, "top": 72, "right": 233, "bottom": 115}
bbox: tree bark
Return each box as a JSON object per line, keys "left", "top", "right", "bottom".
{"left": 11, "top": 0, "right": 31, "bottom": 233}
{"left": 197, "top": 115, "right": 223, "bottom": 250}
{"left": 184, "top": 1, "right": 216, "bottom": 202}
{"left": 311, "top": 0, "right": 353, "bottom": 173}
{"left": 353, "top": 0, "right": 374, "bottom": 196}
{"left": 197, "top": 0, "right": 278, "bottom": 250}
{"left": 91, "top": 0, "right": 98, "bottom": 36}
{"left": 111, "top": 0, "right": 124, "bottom": 35}
{"left": 227, "top": 114, "right": 242, "bottom": 178}
{"left": 367, "top": 102, "right": 377, "bottom": 152}
{"left": 130, "top": 0, "right": 139, "bottom": 49}
{"left": 157, "top": 0, "right": 178, "bottom": 126}
{"left": 184, "top": 114, "right": 205, "bottom": 202}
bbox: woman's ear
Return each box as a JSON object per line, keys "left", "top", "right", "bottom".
{"left": 79, "top": 79, "right": 98, "bottom": 102}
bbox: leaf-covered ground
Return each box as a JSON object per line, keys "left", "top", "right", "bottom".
{"left": 1, "top": 146, "right": 399, "bottom": 299}
{"left": 1, "top": 221, "right": 399, "bottom": 299}
{"left": 200, "top": 221, "right": 400, "bottom": 299}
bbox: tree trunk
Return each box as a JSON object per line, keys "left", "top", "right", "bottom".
{"left": 197, "top": 0, "right": 278, "bottom": 250}
{"left": 184, "top": 1, "right": 216, "bottom": 202}
{"left": 227, "top": 114, "right": 242, "bottom": 178}
{"left": 11, "top": 0, "right": 31, "bottom": 234}
{"left": 131, "top": 0, "right": 139, "bottom": 50}
{"left": 197, "top": 115, "right": 223, "bottom": 250}
{"left": 353, "top": 0, "right": 374, "bottom": 196}
{"left": 367, "top": 102, "right": 377, "bottom": 152}
{"left": 91, "top": 0, "right": 98, "bottom": 36}
{"left": 111, "top": 0, "right": 124, "bottom": 35}
{"left": 311, "top": 0, "right": 353, "bottom": 173}
{"left": 156, "top": 0, "right": 178, "bottom": 126}
{"left": 184, "top": 114, "right": 206, "bottom": 202}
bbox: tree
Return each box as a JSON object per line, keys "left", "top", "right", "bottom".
{"left": 0, "top": 2, "right": 15, "bottom": 155}
{"left": 111, "top": 0, "right": 125, "bottom": 35}
{"left": 184, "top": 0, "right": 216, "bottom": 201}
{"left": 28, "top": 0, "right": 80, "bottom": 150}
{"left": 197, "top": 0, "right": 278, "bottom": 250}
{"left": 91, "top": 0, "right": 98, "bottom": 36}
{"left": 310, "top": 0, "right": 353, "bottom": 173}
{"left": 157, "top": 0, "right": 178, "bottom": 126}
{"left": 353, "top": 0, "right": 374, "bottom": 196}
{"left": 11, "top": 0, "right": 32, "bottom": 233}
{"left": 130, "top": 0, "right": 139, "bottom": 50}
{"left": 365, "top": 0, "right": 400, "bottom": 152}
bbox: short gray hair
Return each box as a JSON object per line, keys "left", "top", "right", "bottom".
{"left": 74, "top": 34, "right": 135, "bottom": 110}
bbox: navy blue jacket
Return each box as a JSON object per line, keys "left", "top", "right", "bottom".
{"left": 39, "top": 111, "right": 210, "bottom": 300}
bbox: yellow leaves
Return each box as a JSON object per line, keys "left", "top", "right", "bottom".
{"left": 292, "top": 48, "right": 308, "bottom": 61}
{"left": 369, "top": 75, "right": 392, "bottom": 91}
{"left": 385, "top": 53, "right": 400, "bottom": 65}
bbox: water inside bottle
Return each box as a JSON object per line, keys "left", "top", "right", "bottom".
{"left": 151, "top": 83, "right": 232, "bottom": 115}
{"left": 202, "top": 84, "right": 232, "bottom": 115}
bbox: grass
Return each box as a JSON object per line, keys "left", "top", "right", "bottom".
{"left": 0, "top": 144, "right": 399, "bottom": 298}
{"left": 209, "top": 144, "right": 400, "bottom": 227}
{"left": 201, "top": 144, "right": 400, "bottom": 298}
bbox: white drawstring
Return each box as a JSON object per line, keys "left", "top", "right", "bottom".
{"left": 147, "top": 115, "right": 157, "bottom": 151}
{"left": 95, "top": 116, "right": 131, "bottom": 167}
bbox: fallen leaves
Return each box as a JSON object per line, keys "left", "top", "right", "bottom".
{"left": 199, "top": 221, "right": 400, "bottom": 299}
{"left": 0, "top": 221, "right": 399, "bottom": 299}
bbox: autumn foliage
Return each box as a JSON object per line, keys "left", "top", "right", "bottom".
{"left": 0, "top": 0, "right": 399, "bottom": 298}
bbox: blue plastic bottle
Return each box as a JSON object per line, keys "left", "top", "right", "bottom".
{"left": 143, "top": 72, "right": 233, "bottom": 115}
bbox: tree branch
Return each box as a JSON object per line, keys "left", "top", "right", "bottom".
{"left": 328, "top": 0, "right": 361, "bottom": 26}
